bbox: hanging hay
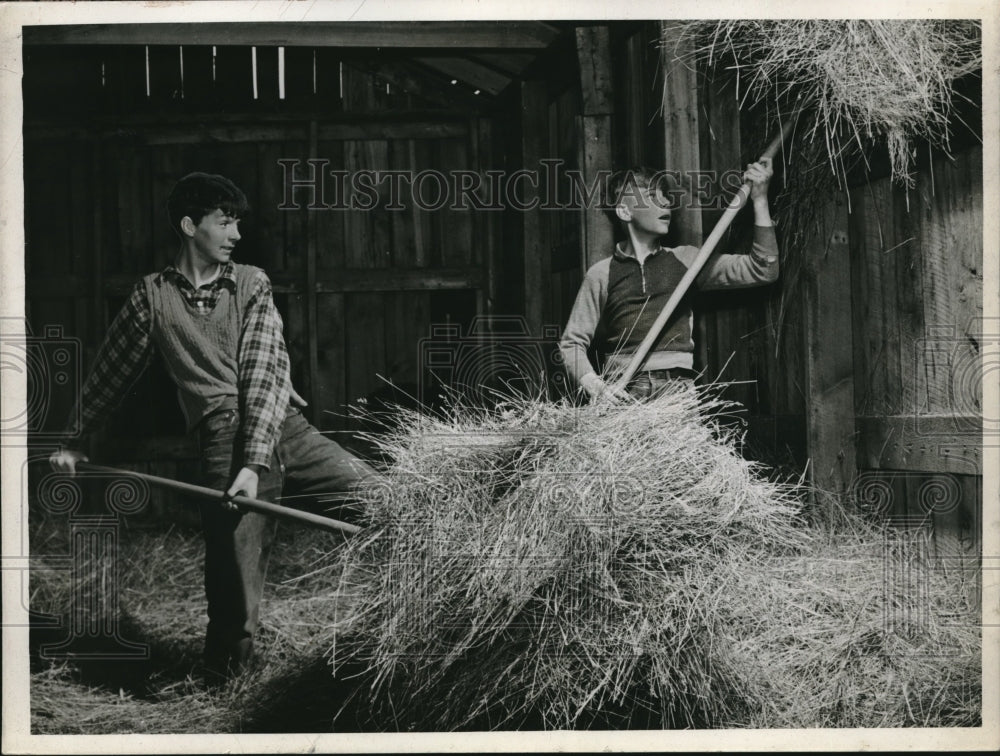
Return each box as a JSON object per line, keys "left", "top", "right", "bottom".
{"left": 327, "top": 386, "right": 981, "bottom": 729}
{"left": 666, "top": 20, "right": 982, "bottom": 186}
{"left": 661, "top": 20, "right": 982, "bottom": 364}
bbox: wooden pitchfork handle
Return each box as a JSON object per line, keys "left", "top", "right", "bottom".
{"left": 608, "top": 116, "right": 798, "bottom": 394}
{"left": 76, "top": 462, "right": 361, "bottom": 535}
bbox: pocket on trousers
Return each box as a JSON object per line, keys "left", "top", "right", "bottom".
{"left": 200, "top": 408, "right": 239, "bottom": 437}
{"left": 199, "top": 409, "right": 240, "bottom": 478}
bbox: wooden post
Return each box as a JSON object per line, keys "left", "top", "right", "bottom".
{"left": 575, "top": 26, "right": 616, "bottom": 270}
{"left": 659, "top": 21, "right": 703, "bottom": 249}
{"left": 520, "top": 78, "right": 548, "bottom": 337}
{"left": 305, "top": 120, "right": 320, "bottom": 427}
{"left": 661, "top": 22, "right": 707, "bottom": 373}
{"left": 803, "top": 196, "right": 858, "bottom": 499}
{"left": 472, "top": 117, "right": 498, "bottom": 316}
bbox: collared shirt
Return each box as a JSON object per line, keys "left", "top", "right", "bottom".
{"left": 65, "top": 260, "right": 291, "bottom": 470}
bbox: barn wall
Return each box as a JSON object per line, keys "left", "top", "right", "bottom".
{"left": 847, "top": 145, "right": 984, "bottom": 558}
{"left": 24, "top": 43, "right": 497, "bottom": 521}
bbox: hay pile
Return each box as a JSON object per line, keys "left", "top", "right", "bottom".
{"left": 668, "top": 20, "right": 982, "bottom": 186}
{"left": 329, "top": 386, "right": 981, "bottom": 729}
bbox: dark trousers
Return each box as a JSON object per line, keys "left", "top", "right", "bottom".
{"left": 625, "top": 368, "right": 696, "bottom": 400}
{"left": 197, "top": 405, "right": 378, "bottom": 672}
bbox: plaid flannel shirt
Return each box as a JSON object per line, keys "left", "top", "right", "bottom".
{"left": 65, "top": 261, "right": 291, "bottom": 470}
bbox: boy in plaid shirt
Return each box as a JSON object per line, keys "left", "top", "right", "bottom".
{"left": 50, "top": 172, "right": 378, "bottom": 678}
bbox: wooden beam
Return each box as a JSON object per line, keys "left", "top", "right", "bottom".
{"left": 575, "top": 26, "right": 613, "bottom": 116}
{"left": 26, "top": 118, "right": 468, "bottom": 144}
{"left": 30, "top": 268, "right": 484, "bottom": 297}
{"left": 803, "top": 196, "right": 859, "bottom": 496}
{"left": 305, "top": 120, "right": 320, "bottom": 427}
{"left": 575, "top": 25, "right": 615, "bottom": 270}
{"left": 520, "top": 78, "right": 549, "bottom": 337}
{"left": 302, "top": 268, "right": 484, "bottom": 293}
{"left": 856, "top": 415, "right": 982, "bottom": 474}
{"left": 659, "top": 21, "right": 702, "bottom": 247}
{"left": 414, "top": 57, "right": 512, "bottom": 96}
{"left": 577, "top": 116, "right": 615, "bottom": 270}
{"left": 661, "top": 21, "right": 707, "bottom": 372}
{"left": 470, "top": 53, "right": 536, "bottom": 77}
{"left": 23, "top": 22, "right": 561, "bottom": 49}
{"left": 475, "top": 117, "right": 499, "bottom": 316}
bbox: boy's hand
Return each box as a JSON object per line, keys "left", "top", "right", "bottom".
{"left": 223, "top": 466, "right": 260, "bottom": 511}
{"left": 49, "top": 448, "right": 88, "bottom": 475}
{"left": 580, "top": 373, "right": 631, "bottom": 405}
{"left": 745, "top": 157, "right": 773, "bottom": 200}
{"left": 290, "top": 386, "right": 308, "bottom": 408}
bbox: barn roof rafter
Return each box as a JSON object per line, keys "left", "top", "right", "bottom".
{"left": 22, "top": 21, "right": 563, "bottom": 50}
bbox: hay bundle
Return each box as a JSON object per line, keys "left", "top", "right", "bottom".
{"left": 330, "top": 386, "right": 810, "bottom": 729}
{"left": 328, "top": 387, "right": 980, "bottom": 730}
{"left": 668, "top": 20, "right": 982, "bottom": 185}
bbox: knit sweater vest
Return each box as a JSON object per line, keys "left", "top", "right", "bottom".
{"left": 143, "top": 264, "right": 258, "bottom": 430}
{"left": 602, "top": 249, "right": 694, "bottom": 356}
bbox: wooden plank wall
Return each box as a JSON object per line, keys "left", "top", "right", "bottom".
{"left": 24, "top": 44, "right": 491, "bottom": 521}
{"left": 497, "top": 44, "right": 589, "bottom": 400}
{"left": 849, "top": 146, "right": 984, "bottom": 558}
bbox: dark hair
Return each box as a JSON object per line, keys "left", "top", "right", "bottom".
{"left": 604, "top": 167, "right": 682, "bottom": 226}
{"left": 166, "top": 172, "right": 249, "bottom": 236}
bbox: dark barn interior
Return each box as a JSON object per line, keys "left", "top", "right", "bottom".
{"left": 18, "top": 22, "right": 984, "bottom": 733}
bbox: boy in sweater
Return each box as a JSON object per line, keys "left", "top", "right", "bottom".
{"left": 559, "top": 160, "right": 778, "bottom": 401}
{"left": 49, "top": 172, "right": 378, "bottom": 678}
